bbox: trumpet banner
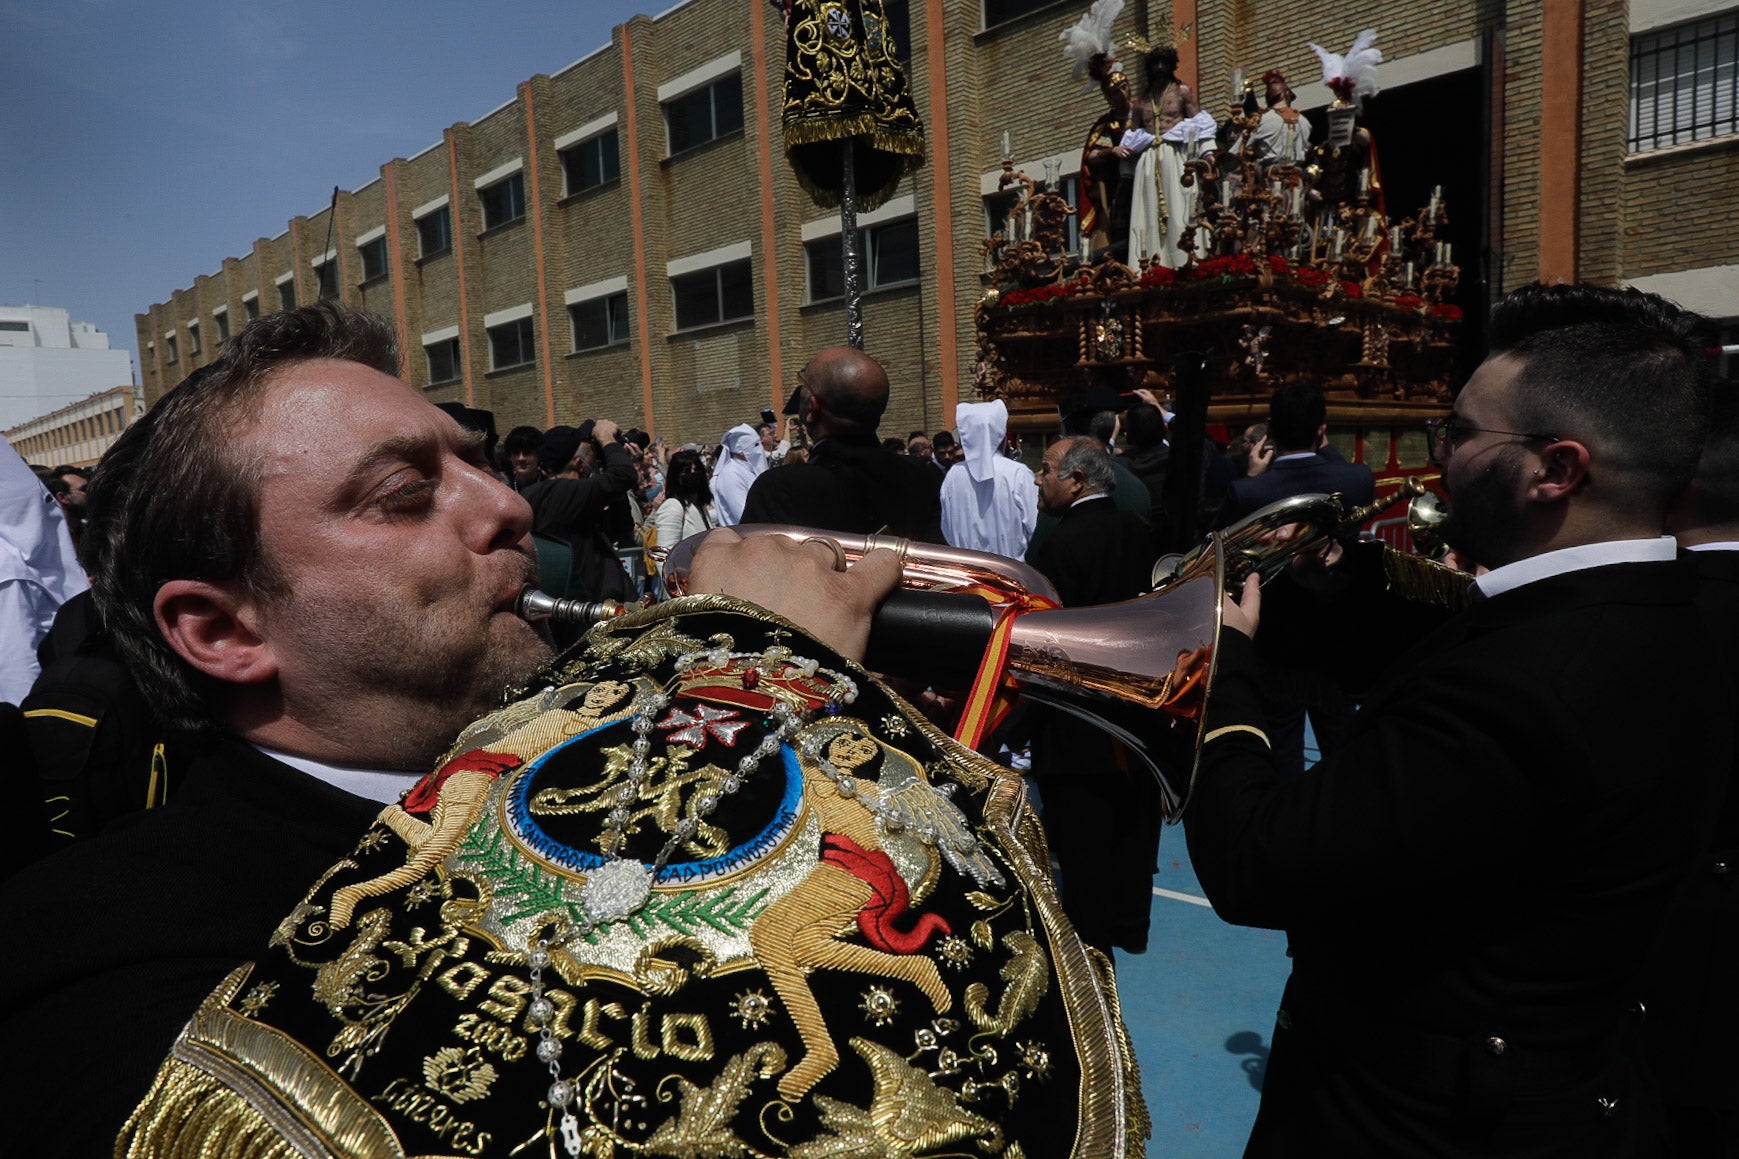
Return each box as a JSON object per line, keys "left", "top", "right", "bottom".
{"left": 780, "top": 0, "right": 925, "bottom": 210}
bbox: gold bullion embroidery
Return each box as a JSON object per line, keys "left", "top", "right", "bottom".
{"left": 964, "top": 930, "right": 1050, "bottom": 1038}
{"left": 786, "top": 1038, "right": 1002, "bottom": 1159}
{"left": 422, "top": 1044, "right": 499, "bottom": 1103}
{"left": 641, "top": 1042, "right": 788, "bottom": 1158}
{"left": 859, "top": 985, "right": 901, "bottom": 1027}
{"left": 237, "top": 980, "right": 278, "bottom": 1018}
{"left": 729, "top": 988, "right": 777, "bottom": 1030}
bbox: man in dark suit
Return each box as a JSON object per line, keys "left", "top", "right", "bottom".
{"left": 740, "top": 346, "right": 943, "bottom": 541}
{"left": 1214, "top": 379, "right": 1375, "bottom": 529}
{"left": 1025, "top": 437, "right": 1160, "bottom": 954}
{"left": 1187, "top": 285, "right": 1727, "bottom": 1157}
{"left": 0, "top": 303, "right": 556, "bottom": 1157}
{"left": 1650, "top": 381, "right": 1739, "bottom": 1156}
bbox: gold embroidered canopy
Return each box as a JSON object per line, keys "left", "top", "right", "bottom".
{"left": 779, "top": 0, "right": 925, "bottom": 210}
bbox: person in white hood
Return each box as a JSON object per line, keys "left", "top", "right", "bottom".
{"left": 939, "top": 399, "right": 1038, "bottom": 559}
{"left": 710, "top": 422, "right": 766, "bottom": 526}
{"left": 0, "top": 439, "right": 88, "bottom": 702}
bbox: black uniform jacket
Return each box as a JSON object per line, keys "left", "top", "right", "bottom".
{"left": 1187, "top": 558, "right": 1730, "bottom": 1157}
{"left": 0, "top": 737, "right": 381, "bottom": 1157}
{"left": 1215, "top": 450, "right": 1376, "bottom": 530}
{"left": 740, "top": 431, "right": 944, "bottom": 542}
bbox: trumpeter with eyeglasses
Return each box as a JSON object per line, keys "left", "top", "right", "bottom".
{"left": 1184, "top": 281, "right": 1729, "bottom": 1158}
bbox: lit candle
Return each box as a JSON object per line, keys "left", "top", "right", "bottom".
{"left": 1002, "top": 131, "right": 1011, "bottom": 159}
{"left": 1363, "top": 215, "right": 1378, "bottom": 242}
{"left": 1404, "top": 261, "right": 1414, "bottom": 286}
{"left": 1081, "top": 234, "right": 1091, "bottom": 263}
{"left": 1389, "top": 226, "right": 1401, "bottom": 251}
{"left": 1442, "top": 242, "right": 1453, "bottom": 265}
{"left": 1290, "top": 186, "right": 1303, "bottom": 216}
{"left": 1428, "top": 185, "right": 1441, "bottom": 216}
{"left": 1230, "top": 68, "right": 1245, "bottom": 104}
{"left": 1357, "top": 168, "right": 1370, "bottom": 196}
{"left": 1332, "top": 229, "right": 1344, "bottom": 258}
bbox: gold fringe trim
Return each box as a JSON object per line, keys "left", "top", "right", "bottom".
{"left": 117, "top": 1062, "right": 307, "bottom": 1159}
{"left": 1089, "top": 947, "right": 1152, "bottom": 1158}
{"left": 782, "top": 118, "right": 926, "bottom": 212}
{"left": 1379, "top": 547, "right": 1474, "bottom": 612}
{"left": 116, "top": 965, "right": 412, "bottom": 1159}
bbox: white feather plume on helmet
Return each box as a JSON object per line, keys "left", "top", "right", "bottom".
{"left": 1308, "top": 28, "right": 1382, "bottom": 106}
{"left": 1059, "top": 0, "right": 1125, "bottom": 82}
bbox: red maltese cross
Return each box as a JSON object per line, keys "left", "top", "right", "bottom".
{"left": 656, "top": 703, "right": 750, "bottom": 748}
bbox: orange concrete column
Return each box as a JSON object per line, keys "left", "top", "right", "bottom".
{"left": 923, "top": 0, "right": 959, "bottom": 422}
{"left": 1173, "top": 0, "right": 1199, "bottom": 91}
{"left": 750, "top": 0, "right": 785, "bottom": 410}
{"left": 1538, "top": 0, "right": 1582, "bottom": 282}
{"left": 622, "top": 26, "right": 658, "bottom": 433}
{"left": 521, "top": 81, "right": 557, "bottom": 426}
{"left": 382, "top": 162, "right": 412, "bottom": 363}
{"left": 445, "top": 128, "right": 477, "bottom": 406}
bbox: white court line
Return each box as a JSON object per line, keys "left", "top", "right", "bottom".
{"left": 1153, "top": 885, "right": 1213, "bottom": 908}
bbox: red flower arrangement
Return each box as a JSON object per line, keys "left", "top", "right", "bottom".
{"left": 1338, "top": 280, "right": 1363, "bottom": 300}
{"left": 1192, "top": 253, "right": 1258, "bottom": 281}
{"left": 1139, "top": 265, "right": 1176, "bottom": 287}
{"left": 1001, "top": 283, "right": 1075, "bottom": 308}
{"left": 1432, "top": 303, "right": 1463, "bottom": 321}
{"left": 1391, "top": 293, "right": 1424, "bottom": 311}
{"left": 1268, "top": 255, "right": 1290, "bottom": 276}
{"left": 1294, "top": 266, "right": 1331, "bottom": 288}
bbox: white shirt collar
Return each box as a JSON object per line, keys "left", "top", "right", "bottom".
{"left": 1684, "top": 540, "right": 1739, "bottom": 552}
{"left": 1069, "top": 493, "right": 1111, "bottom": 509}
{"left": 252, "top": 744, "right": 421, "bottom": 805}
{"left": 1274, "top": 451, "right": 1317, "bottom": 463}
{"left": 1473, "top": 536, "right": 1678, "bottom": 600}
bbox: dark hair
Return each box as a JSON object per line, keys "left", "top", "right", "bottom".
{"left": 664, "top": 448, "right": 713, "bottom": 507}
{"left": 1691, "top": 385, "right": 1739, "bottom": 524}
{"left": 1147, "top": 46, "right": 1180, "bottom": 84}
{"left": 933, "top": 430, "right": 957, "bottom": 448}
{"left": 1488, "top": 283, "right": 1712, "bottom": 517}
{"left": 1267, "top": 380, "right": 1327, "bottom": 451}
{"left": 503, "top": 425, "right": 544, "bottom": 456}
{"left": 1124, "top": 403, "right": 1167, "bottom": 450}
{"left": 86, "top": 302, "right": 400, "bottom": 733}
{"left": 1497, "top": 325, "right": 1709, "bottom": 517}
{"left": 882, "top": 436, "right": 906, "bottom": 452}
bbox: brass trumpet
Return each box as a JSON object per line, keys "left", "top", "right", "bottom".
{"left": 514, "top": 588, "right": 643, "bottom": 626}
{"left": 662, "top": 525, "right": 1223, "bottom": 819}
{"left": 1152, "top": 477, "right": 1430, "bottom": 592}
{"left": 1407, "top": 488, "right": 1450, "bottom": 559}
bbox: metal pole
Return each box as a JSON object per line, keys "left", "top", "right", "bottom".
{"left": 841, "top": 142, "right": 864, "bottom": 349}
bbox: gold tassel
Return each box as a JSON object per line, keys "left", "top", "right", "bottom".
{"left": 1380, "top": 546, "right": 1473, "bottom": 611}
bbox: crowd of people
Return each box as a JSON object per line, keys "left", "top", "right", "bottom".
{"left": 0, "top": 282, "right": 1731, "bottom": 1158}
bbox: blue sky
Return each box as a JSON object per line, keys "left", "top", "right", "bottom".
{"left": 0, "top": 0, "right": 653, "bottom": 385}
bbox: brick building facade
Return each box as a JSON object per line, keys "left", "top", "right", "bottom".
{"left": 135, "top": 0, "right": 1739, "bottom": 445}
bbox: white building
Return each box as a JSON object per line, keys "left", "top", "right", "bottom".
{"left": 0, "top": 307, "right": 133, "bottom": 431}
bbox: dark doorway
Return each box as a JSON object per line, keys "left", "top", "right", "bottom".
{"left": 1307, "top": 65, "right": 1489, "bottom": 383}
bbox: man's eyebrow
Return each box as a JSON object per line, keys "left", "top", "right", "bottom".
{"left": 342, "top": 434, "right": 437, "bottom": 489}
{"left": 454, "top": 428, "right": 488, "bottom": 457}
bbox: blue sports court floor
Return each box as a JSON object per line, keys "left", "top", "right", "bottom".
{"left": 1104, "top": 733, "right": 1319, "bottom": 1156}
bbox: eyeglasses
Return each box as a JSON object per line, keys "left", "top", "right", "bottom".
{"left": 1425, "top": 415, "right": 1559, "bottom": 466}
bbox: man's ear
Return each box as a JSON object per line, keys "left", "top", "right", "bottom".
{"left": 1531, "top": 440, "right": 1591, "bottom": 501}
{"left": 153, "top": 579, "right": 279, "bottom": 686}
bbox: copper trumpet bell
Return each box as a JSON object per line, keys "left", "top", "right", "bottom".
{"left": 663, "top": 526, "right": 1226, "bottom": 819}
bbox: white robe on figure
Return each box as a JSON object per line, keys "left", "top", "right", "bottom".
{"left": 1249, "top": 106, "right": 1312, "bottom": 166}
{"left": 710, "top": 424, "right": 765, "bottom": 527}
{"left": 1129, "top": 109, "right": 1219, "bottom": 269}
{"left": 0, "top": 439, "right": 87, "bottom": 702}
{"left": 940, "top": 400, "right": 1038, "bottom": 560}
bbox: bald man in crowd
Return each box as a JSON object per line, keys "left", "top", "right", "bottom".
{"left": 740, "top": 346, "right": 943, "bottom": 541}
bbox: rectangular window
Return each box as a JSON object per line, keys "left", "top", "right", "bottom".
{"left": 416, "top": 206, "right": 453, "bottom": 257}
{"left": 165, "top": 334, "right": 178, "bottom": 363}
{"left": 425, "top": 337, "right": 461, "bottom": 383}
{"left": 278, "top": 279, "right": 297, "bottom": 312}
{"left": 313, "top": 259, "right": 339, "bottom": 301}
{"left": 983, "top": 0, "right": 1057, "bottom": 30}
{"left": 479, "top": 172, "right": 527, "bottom": 230}
{"left": 1630, "top": 13, "right": 1739, "bottom": 152}
{"left": 671, "top": 258, "right": 754, "bottom": 330}
{"left": 665, "top": 72, "right": 744, "bottom": 154}
{"left": 570, "top": 292, "right": 630, "bottom": 351}
{"left": 488, "top": 316, "right": 535, "bottom": 369}
{"left": 805, "top": 217, "right": 920, "bottom": 302}
{"left": 561, "top": 128, "right": 620, "bottom": 195}
{"left": 187, "top": 322, "right": 201, "bottom": 356}
{"left": 244, "top": 296, "right": 260, "bottom": 322}
{"left": 983, "top": 174, "right": 1080, "bottom": 261}
{"left": 359, "top": 235, "right": 389, "bottom": 282}
{"left": 213, "top": 308, "right": 229, "bottom": 343}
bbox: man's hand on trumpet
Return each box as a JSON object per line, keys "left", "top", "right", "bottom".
{"left": 688, "top": 528, "right": 901, "bottom": 662}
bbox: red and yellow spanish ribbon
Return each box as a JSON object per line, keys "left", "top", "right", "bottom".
{"left": 949, "top": 585, "right": 1059, "bottom": 750}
